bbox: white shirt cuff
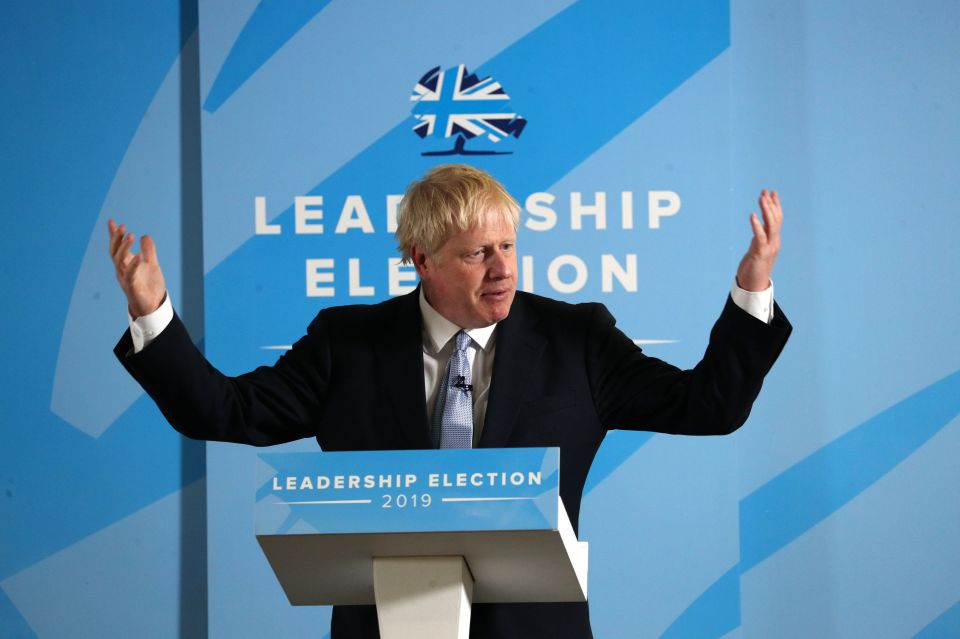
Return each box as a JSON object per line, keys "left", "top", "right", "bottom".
{"left": 128, "top": 294, "right": 174, "bottom": 353}
{"left": 730, "top": 278, "right": 774, "bottom": 324}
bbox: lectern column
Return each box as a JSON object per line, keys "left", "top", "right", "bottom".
{"left": 374, "top": 556, "right": 474, "bottom": 639}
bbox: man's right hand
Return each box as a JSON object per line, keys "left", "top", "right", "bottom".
{"left": 108, "top": 219, "right": 167, "bottom": 319}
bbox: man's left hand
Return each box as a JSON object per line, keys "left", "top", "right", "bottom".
{"left": 736, "top": 189, "right": 783, "bottom": 292}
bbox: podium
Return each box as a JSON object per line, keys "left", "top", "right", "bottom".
{"left": 255, "top": 447, "right": 588, "bottom": 639}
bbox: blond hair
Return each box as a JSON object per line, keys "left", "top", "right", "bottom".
{"left": 396, "top": 164, "right": 520, "bottom": 262}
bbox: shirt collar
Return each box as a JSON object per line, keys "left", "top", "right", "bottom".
{"left": 419, "top": 288, "right": 497, "bottom": 354}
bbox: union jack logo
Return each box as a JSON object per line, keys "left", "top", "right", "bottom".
{"left": 410, "top": 64, "right": 526, "bottom": 156}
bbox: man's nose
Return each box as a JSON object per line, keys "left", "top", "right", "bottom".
{"left": 487, "top": 249, "right": 513, "bottom": 279}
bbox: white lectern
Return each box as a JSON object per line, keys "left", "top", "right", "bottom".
{"left": 254, "top": 448, "right": 587, "bottom": 639}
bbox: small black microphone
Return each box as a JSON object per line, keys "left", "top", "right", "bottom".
{"left": 453, "top": 375, "right": 473, "bottom": 392}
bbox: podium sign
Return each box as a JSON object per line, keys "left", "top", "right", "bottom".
{"left": 256, "top": 447, "right": 559, "bottom": 535}
{"left": 255, "top": 447, "right": 588, "bottom": 606}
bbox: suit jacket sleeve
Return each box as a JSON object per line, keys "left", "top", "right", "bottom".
{"left": 114, "top": 310, "right": 332, "bottom": 446}
{"left": 588, "top": 295, "right": 791, "bottom": 435}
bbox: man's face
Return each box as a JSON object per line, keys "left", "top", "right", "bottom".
{"left": 413, "top": 211, "right": 517, "bottom": 329}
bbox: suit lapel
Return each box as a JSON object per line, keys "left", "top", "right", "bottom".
{"left": 375, "top": 289, "right": 432, "bottom": 449}
{"left": 479, "top": 293, "right": 547, "bottom": 448}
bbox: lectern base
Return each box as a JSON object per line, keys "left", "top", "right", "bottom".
{"left": 373, "top": 556, "right": 474, "bottom": 639}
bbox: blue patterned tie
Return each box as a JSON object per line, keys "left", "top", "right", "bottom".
{"left": 432, "top": 330, "right": 474, "bottom": 448}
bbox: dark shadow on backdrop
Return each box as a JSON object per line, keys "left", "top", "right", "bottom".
{"left": 179, "top": 0, "right": 207, "bottom": 636}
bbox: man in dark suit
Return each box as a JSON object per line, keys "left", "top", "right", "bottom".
{"left": 109, "top": 164, "right": 790, "bottom": 638}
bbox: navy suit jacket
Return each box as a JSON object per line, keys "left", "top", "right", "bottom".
{"left": 116, "top": 289, "right": 791, "bottom": 638}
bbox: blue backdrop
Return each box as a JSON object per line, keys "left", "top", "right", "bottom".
{"left": 2, "top": 1, "right": 958, "bottom": 637}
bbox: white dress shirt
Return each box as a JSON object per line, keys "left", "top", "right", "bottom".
{"left": 418, "top": 288, "right": 497, "bottom": 446}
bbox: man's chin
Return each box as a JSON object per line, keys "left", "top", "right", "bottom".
{"left": 482, "top": 293, "right": 515, "bottom": 323}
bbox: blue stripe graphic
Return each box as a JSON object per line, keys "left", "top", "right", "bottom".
{"left": 914, "top": 601, "right": 960, "bottom": 639}
{"left": 914, "top": 600, "right": 960, "bottom": 638}
{"left": 1, "top": 2, "right": 201, "bottom": 581}
{"left": 663, "top": 369, "right": 960, "bottom": 636}
{"left": 203, "top": 0, "right": 333, "bottom": 112}
{"left": 584, "top": 431, "right": 655, "bottom": 494}
{"left": 1, "top": 394, "right": 205, "bottom": 579}
{"left": 739, "top": 368, "right": 960, "bottom": 572}
{"left": 0, "top": 587, "right": 36, "bottom": 639}
{"left": 660, "top": 565, "right": 740, "bottom": 639}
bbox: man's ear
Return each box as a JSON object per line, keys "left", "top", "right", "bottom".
{"left": 410, "top": 246, "right": 429, "bottom": 278}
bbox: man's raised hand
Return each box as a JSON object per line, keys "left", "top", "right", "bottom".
{"left": 108, "top": 219, "right": 167, "bottom": 318}
{"left": 736, "top": 189, "right": 783, "bottom": 292}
